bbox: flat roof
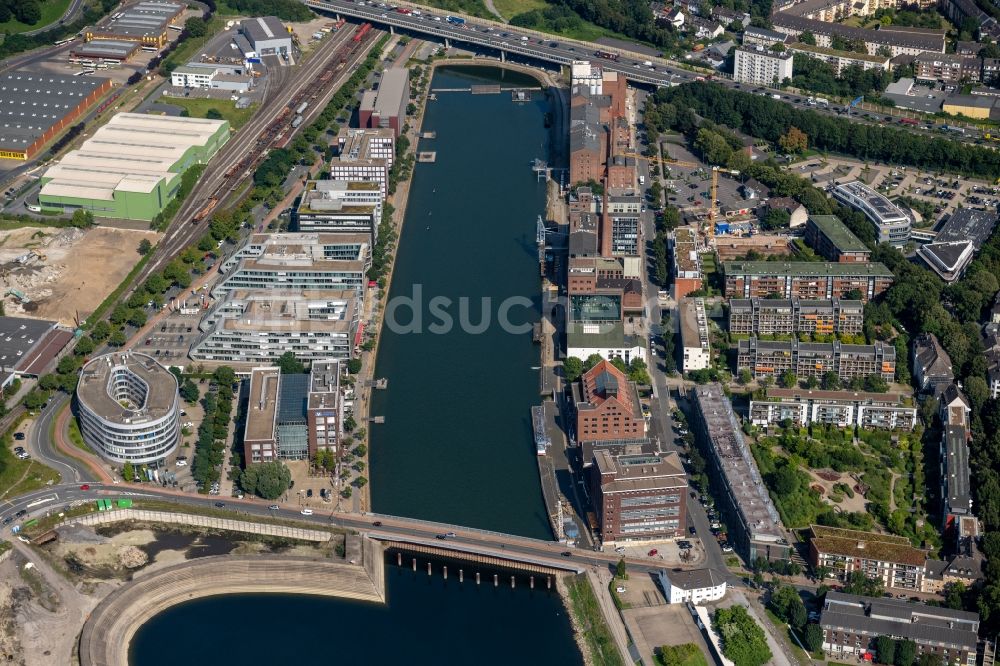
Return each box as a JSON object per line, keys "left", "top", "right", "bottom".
{"left": 944, "top": 424, "right": 971, "bottom": 513}
{"left": 763, "top": 387, "right": 911, "bottom": 405}
{"left": 935, "top": 208, "right": 998, "bottom": 246}
{"left": 243, "top": 16, "right": 289, "bottom": 44}
{"left": 92, "top": 0, "right": 183, "bottom": 38}
{"left": 77, "top": 352, "right": 178, "bottom": 423}
{"left": 0, "top": 316, "right": 60, "bottom": 372}
{"left": 808, "top": 215, "right": 869, "bottom": 254}
{"left": 245, "top": 367, "right": 279, "bottom": 442}
{"left": 663, "top": 567, "right": 726, "bottom": 590}
{"left": 70, "top": 40, "right": 139, "bottom": 58}
{"left": 0, "top": 69, "right": 110, "bottom": 149}
{"left": 833, "top": 181, "right": 909, "bottom": 226}
{"left": 277, "top": 373, "right": 309, "bottom": 423}
{"left": 692, "top": 384, "right": 786, "bottom": 542}
{"left": 40, "top": 113, "right": 227, "bottom": 200}
{"left": 308, "top": 359, "right": 340, "bottom": 411}
{"left": 788, "top": 41, "right": 889, "bottom": 65}
{"left": 679, "top": 297, "right": 709, "bottom": 352}
{"left": 723, "top": 260, "right": 893, "bottom": 278}
{"left": 810, "top": 525, "right": 925, "bottom": 566}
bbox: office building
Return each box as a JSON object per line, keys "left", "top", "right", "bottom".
{"left": 832, "top": 181, "right": 911, "bottom": 245}
{"left": 733, "top": 46, "right": 794, "bottom": 85}
{"left": 804, "top": 215, "right": 872, "bottom": 263}
{"left": 0, "top": 316, "right": 74, "bottom": 392}
{"left": 38, "top": 113, "right": 229, "bottom": 220}
{"left": 84, "top": 0, "right": 184, "bottom": 47}
{"left": 573, "top": 360, "right": 646, "bottom": 443}
{"left": 820, "top": 591, "right": 978, "bottom": 665}
{"left": 331, "top": 128, "right": 395, "bottom": 196}
{"left": 657, "top": 568, "right": 727, "bottom": 605}
{"left": 244, "top": 367, "right": 280, "bottom": 464}
{"left": 809, "top": 525, "right": 926, "bottom": 591}
{"left": 190, "top": 290, "right": 359, "bottom": 364}
{"left": 912, "top": 332, "right": 953, "bottom": 394}
{"left": 690, "top": 384, "right": 790, "bottom": 562}
{"left": 241, "top": 16, "right": 292, "bottom": 55}
{"left": 293, "top": 180, "right": 383, "bottom": 243}
{"left": 0, "top": 69, "right": 113, "bottom": 161}
{"left": 307, "top": 360, "right": 343, "bottom": 457}
{"left": 591, "top": 449, "right": 688, "bottom": 543}
{"left": 737, "top": 338, "right": 896, "bottom": 382}
{"left": 749, "top": 387, "right": 917, "bottom": 430}
{"left": 566, "top": 322, "right": 647, "bottom": 366}
{"left": 169, "top": 62, "right": 253, "bottom": 93}
{"left": 671, "top": 227, "right": 702, "bottom": 300}
{"left": 358, "top": 67, "right": 409, "bottom": 137}
{"left": 723, "top": 261, "right": 893, "bottom": 301}
{"left": 917, "top": 208, "right": 998, "bottom": 282}
{"left": 606, "top": 193, "right": 641, "bottom": 256}
{"left": 214, "top": 233, "right": 370, "bottom": 297}
{"left": 680, "top": 298, "right": 711, "bottom": 372}
{"left": 728, "top": 298, "right": 864, "bottom": 337}
{"left": 76, "top": 352, "right": 179, "bottom": 464}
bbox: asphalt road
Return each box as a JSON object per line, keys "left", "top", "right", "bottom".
{"left": 26, "top": 392, "right": 85, "bottom": 485}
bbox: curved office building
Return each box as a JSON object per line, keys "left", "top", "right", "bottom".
{"left": 76, "top": 352, "right": 180, "bottom": 464}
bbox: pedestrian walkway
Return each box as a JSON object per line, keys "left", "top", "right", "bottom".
{"left": 588, "top": 568, "right": 635, "bottom": 666}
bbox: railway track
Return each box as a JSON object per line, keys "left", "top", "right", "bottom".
{"left": 135, "top": 23, "right": 380, "bottom": 285}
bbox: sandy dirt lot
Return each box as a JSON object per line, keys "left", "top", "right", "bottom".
{"left": 0, "top": 226, "right": 160, "bottom": 325}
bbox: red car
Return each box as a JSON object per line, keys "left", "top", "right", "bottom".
{"left": 648, "top": 549, "right": 658, "bottom": 557}
{"left": 80, "top": 484, "right": 90, "bottom": 490}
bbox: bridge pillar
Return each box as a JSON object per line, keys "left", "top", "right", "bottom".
{"left": 476, "top": 572, "right": 481, "bottom": 585}
{"left": 547, "top": 577, "right": 551, "bottom": 590}
{"left": 493, "top": 574, "right": 498, "bottom": 587}
{"left": 389, "top": 24, "right": 394, "bottom": 35}
{"left": 510, "top": 575, "right": 515, "bottom": 588}
{"left": 443, "top": 566, "right": 448, "bottom": 580}
{"left": 397, "top": 552, "right": 402, "bottom": 566}
{"left": 427, "top": 562, "right": 432, "bottom": 575}
{"left": 500, "top": 50, "right": 506, "bottom": 63}
{"left": 530, "top": 576, "right": 535, "bottom": 589}
{"left": 412, "top": 558, "right": 417, "bottom": 571}
{"left": 444, "top": 38, "right": 450, "bottom": 49}
{"left": 459, "top": 569, "right": 464, "bottom": 583}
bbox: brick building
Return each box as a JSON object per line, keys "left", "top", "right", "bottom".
{"left": 574, "top": 360, "right": 645, "bottom": 442}
{"left": 804, "top": 215, "right": 872, "bottom": 263}
{"left": 591, "top": 449, "right": 687, "bottom": 543}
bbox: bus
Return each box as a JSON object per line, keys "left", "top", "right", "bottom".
{"left": 167, "top": 24, "right": 182, "bottom": 31}
{"left": 595, "top": 50, "right": 618, "bottom": 61}
{"left": 54, "top": 38, "right": 75, "bottom": 46}
{"left": 140, "top": 46, "right": 158, "bottom": 53}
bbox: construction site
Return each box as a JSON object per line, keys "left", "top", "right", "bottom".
{"left": 0, "top": 226, "right": 160, "bottom": 326}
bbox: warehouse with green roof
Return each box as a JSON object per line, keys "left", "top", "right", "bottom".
{"left": 38, "top": 112, "right": 230, "bottom": 221}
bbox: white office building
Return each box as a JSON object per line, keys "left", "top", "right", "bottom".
{"left": 680, "top": 297, "right": 711, "bottom": 373}
{"left": 658, "top": 568, "right": 727, "bottom": 605}
{"left": 733, "top": 45, "right": 794, "bottom": 85}
{"left": 294, "top": 180, "right": 383, "bottom": 242}
{"left": 832, "top": 180, "right": 911, "bottom": 245}
{"left": 76, "top": 352, "right": 180, "bottom": 464}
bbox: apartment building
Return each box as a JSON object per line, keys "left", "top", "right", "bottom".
{"left": 733, "top": 46, "right": 794, "bottom": 85}
{"left": 728, "top": 298, "right": 864, "bottom": 337}
{"left": 820, "top": 592, "right": 979, "bottom": 665}
{"left": 786, "top": 42, "right": 889, "bottom": 75}
{"left": 804, "top": 215, "right": 872, "bottom": 263}
{"left": 293, "top": 180, "right": 383, "bottom": 243}
{"left": 737, "top": 338, "right": 896, "bottom": 382}
{"left": 214, "top": 233, "right": 370, "bottom": 298}
{"left": 573, "top": 360, "right": 646, "bottom": 443}
{"left": 190, "top": 290, "right": 359, "bottom": 364}
{"left": 671, "top": 226, "right": 702, "bottom": 300}
{"left": 914, "top": 51, "right": 982, "bottom": 84}
{"left": 331, "top": 128, "right": 395, "bottom": 196}
{"left": 591, "top": 449, "right": 688, "bottom": 543}
{"left": 243, "top": 367, "right": 280, "bottom": 464}
{"left": 680, "top": 298, "right": 711, "bottom": 372}
{"left": 749, "top": 387, "right": 917, "bottom": 430}
{"left": 690, "top": 384, "right": 790, "bottom": 562}
{"left": 770, "top": 12, "right": 946, "bottom": 57}
{"left": 657, "top": 568, "right": 727, "bottom": 605}
{"left": 809, "top": 525, "right": 927, "bottom": 591}
{"left": 912, "top": 332, "right": 954, "bottom": 395}
{"left": 307, "top": 360, "right": 343, "bottom": 457}
{"left": 723, "top": 261, "right": 893, "bottom": 301}
{"left": 831, "top": 181, "right": 911, "bottom": 245}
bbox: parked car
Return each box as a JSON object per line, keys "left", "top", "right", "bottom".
{"left": 372, "top": 520, "right": 382, "bottom": 527}
{"left": 269, "top": 504, "right": 280, "bottom": 511}
{"left": 214, "top": 502, "right": 225, "bottom": 508}
{"left": 647, "top": 549, "right": 658, "bottom": 557}
{"left": 13, "top": 432, "right": 25, "bottom": 441}
{"left": 300, "top": 509, "right": 314, "bottom": 516}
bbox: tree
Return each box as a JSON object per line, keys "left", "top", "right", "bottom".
{"left": 74, "top": 336, "right": 95, "bottom": 357}
{"left": 90, "top": 320, "right": 111, "bottom": 341}
{"left": 347, "top": 358, "right": 362, "bottom": 374}
{"left": 803, "top": 623, "right": 823, "bottom": 651}
{"left": 564, "top": 356, "right": 584, "bottom": 383}
{"left": 109, "top": 329, "right": 127, "bottom": 347}
{"left": 616, "top": 557, "right": 628, "bottom": 579}
{"left": 658, "top": 644, "right": 703, "bottom": 666}
{"left": 799, "top": 31, "right": 816, "bottom": 45}
{"left": 874, "top": 636, "right": 896, "bottom": 664}
{"left": 865, "top": 374, "right": 889, "bottom": 393}
{"left": 820, "top": 371, "right": 841, "bottom": 391}
{"left": 804, "top": 375, "right": 819, "bottom": 389}
{"left": 778, "top": 127, "right": 808, "bottom": 155}
{"left": 344, "top": 415, "right": 357, "bottom": 432}
{"left": 15, "top": 0, "right": 42, "bottom": 25}
{"left": 205, "top": 108, "right": 224, "bottom": 120}
{"left": 894, "top": 639, "right": 916, "bottom": 666}
{"left": 713, "top": 606, "right": 772, "bottom": 666}
{"left": 276, "top": 351, "right": 305, "bottom": 374}
{"left": 180, "top": 379, "right": 199, "bottom": 403}
{"left": 354, "top": 475, "right": 368, "bottom": 488}
{"left": 57, "top": 354, "right": 81, "bottom": 375}
{"left": 128, "top": 309, "right": 147, "bottom": 328}
{"left": 213, "top": 366, "right": 236, "bottom": 387}
{"left": 916, "top": 654, "right": 943, "bottom": 666}
{"left": 762, "top": 208, "right": 791, "bottom": 230}
{"left": 122, "top": 461, "right": 135, "bottom": 482}
{"left": 240, "top": 461, "right": 291, "bottom": 499}
{"left": 843, "top": 571, "right": 883, "bottom": 597}
{"left": 779, "top": 370, "right": 797, "bottom": 388}
{"left": 137, "top": 239, "right": 153, "bottom": 255}
{"left": 23, "top": 388, "right": 48, "bottom": 410}
{"left": 185, "top": 16, "right": 207, "bottom": 37}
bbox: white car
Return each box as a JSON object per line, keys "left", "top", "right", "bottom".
{"left": 175, "top": 459, "right": 187, "bottom": 466}
{"left": 615, "top": 586, "right": 626, "bottom": 593}
{"left": 300, "top": 509, "right": 314, "bottom": 516}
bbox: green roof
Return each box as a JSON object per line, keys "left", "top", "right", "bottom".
{"left": 567, "top": 321, "right": 641, "bottom": 349}
{"left": 809, "top": 215, "right": 870, "bottom": 254}
{"left": 723, "top": 261, "right": 893, "bottom": 278}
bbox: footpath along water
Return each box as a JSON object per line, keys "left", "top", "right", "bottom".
{"left": 131, "top": 553, "right": 584, "bottom": 665}
{"left": 369, "top": 66, "right": 553, "bottom": 538}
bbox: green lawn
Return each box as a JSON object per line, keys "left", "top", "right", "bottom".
{"left": 492, "top": 0, "right": 551, "bottom": 20}
{"left": 655, "top": 643, "right": 709, "bottom": 666}
{"left": 565, "top": 575, "right": 625, "bottom": 666}
{"left": 157, "top": 97, "right": 257, "bottom": 129}
{"left": 0, "top": 446, "right": 61, "bottom": 500}
{"left": 0, "top": 0, "right": 71, "bottom": 36}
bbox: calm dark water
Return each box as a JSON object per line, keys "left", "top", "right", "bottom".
{"left": 130, "top": 554, "right": 583, "bottom": 665}
{"left": 369, "top": 66, "right": 552, "bottom": 538}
